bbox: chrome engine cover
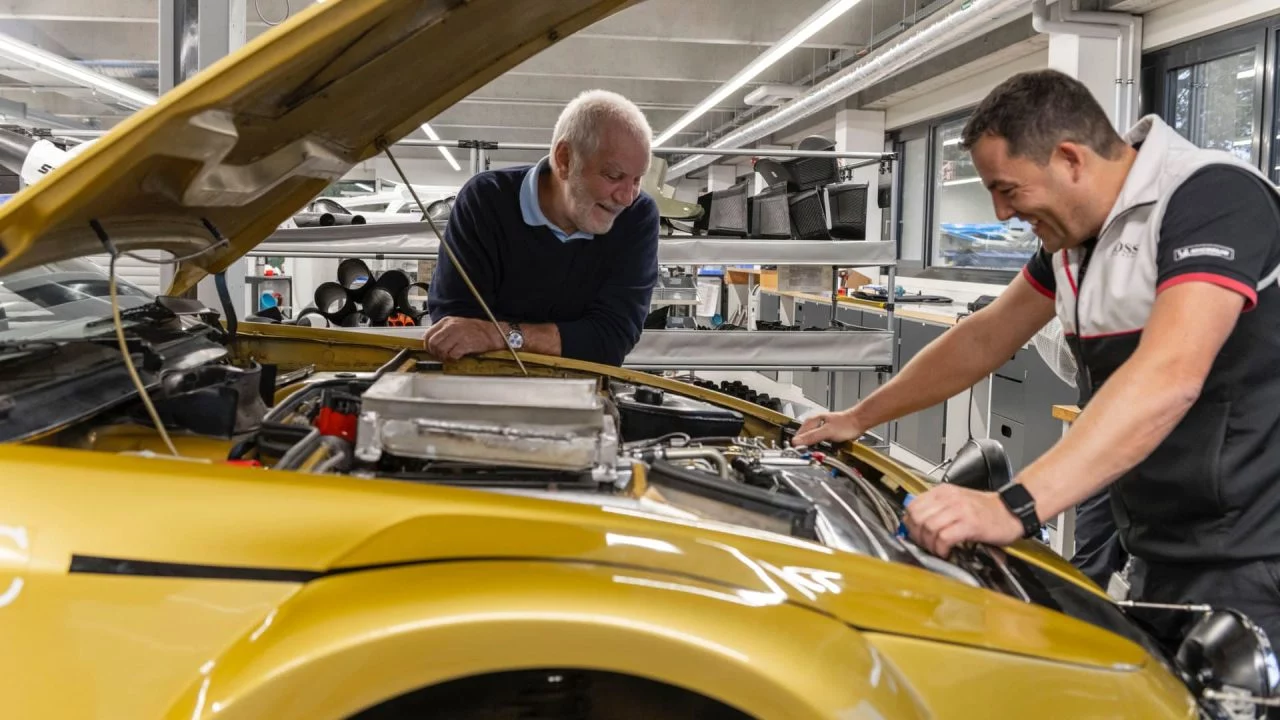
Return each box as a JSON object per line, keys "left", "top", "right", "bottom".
{"left": 355, "top": 373, "right": 618, "bottom": 472}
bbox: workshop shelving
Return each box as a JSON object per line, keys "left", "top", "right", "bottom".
{"left": 249, "top": 139, "right": 902, "bottom": 411}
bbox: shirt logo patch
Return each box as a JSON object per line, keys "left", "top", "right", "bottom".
{"left": 1173, "top": 244, "right": 1235, "bottom": 262}
{"left": 1111, "top": 242, "right": 1139, "bottom": 257}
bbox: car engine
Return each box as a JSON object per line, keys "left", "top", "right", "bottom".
{"left": 239, "top": 368, "right": 1031, "bottom": 596}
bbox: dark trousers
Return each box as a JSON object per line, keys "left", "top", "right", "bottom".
{"left": 1071, "top": 488, "right": 1128, "bottom": 588}
{"left": 1131, "top": 558, "right": 1280, "bottom": 653}
{"left": 1132, "top": 558, "right": 1280, "bottom": 717}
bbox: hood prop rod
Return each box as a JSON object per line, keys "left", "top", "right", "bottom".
{"left": 377, "top": 139, "right": 527, "bottom": 376}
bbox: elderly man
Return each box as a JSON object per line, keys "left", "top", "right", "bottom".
{"left": 425, "top": 89, "right": 659, "bottom": 366}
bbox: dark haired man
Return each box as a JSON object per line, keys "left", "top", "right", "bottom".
{"left": 795, "top": 69, "right": 1280, "bottom": 646}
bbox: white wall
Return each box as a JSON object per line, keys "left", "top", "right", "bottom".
{"left": 1143, "top": 0, "right": 1280, "bottom": 50}
{"left": 884, "top": 49, "right": 1050, "bottom": 131}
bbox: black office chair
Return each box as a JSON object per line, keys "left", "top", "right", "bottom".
{"left": 751, "top": 183, "right": 792, "bottom": 239}
{"left": 781, "top": 136, "right": 840, "bottom": 191}
{"left": 753, "top": 158, "right": 794, "bottom": 192}
{"left": 825, "top": 181, "right": 869, "bottom": 240}
{"left": 693, "top": 181, "right": 750, "bottom": 237}
{"left": 693, "top": 191, "right": 713, "bottom": 235}
{"left": 788, "top": 188, "right": 829, "bottom": 240}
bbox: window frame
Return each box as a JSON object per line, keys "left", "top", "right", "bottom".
{"left": 1143, "top": 17, "right": 1273, "bottom": 178}
{"left": 887, "top": 108, "right": 1031, "bottom": 283}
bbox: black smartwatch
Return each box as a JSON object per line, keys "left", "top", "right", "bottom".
{"left": 997, "top": 482, "right": 1041, "bottom": 539}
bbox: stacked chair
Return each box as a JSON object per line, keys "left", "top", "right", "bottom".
{"left": 691, "top": 135, "right": 869, "bottom": 240}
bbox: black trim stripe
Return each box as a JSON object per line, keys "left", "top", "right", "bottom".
{"left": 69, "top": 555, "right": 321, "bottom": 583}
{"left": 66, "top": 554, "right": 790, "bottom": 599}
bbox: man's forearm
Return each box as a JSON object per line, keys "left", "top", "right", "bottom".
{"left": 1017, "top": 355, "right": 1201, "bottom": 521}
{"left": 849, "top": 314, "right": 1021, "bottom": 430}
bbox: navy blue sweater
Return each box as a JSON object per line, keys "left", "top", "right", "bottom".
{"left": 428, "top": 165, "right": 659, "bottom": 366}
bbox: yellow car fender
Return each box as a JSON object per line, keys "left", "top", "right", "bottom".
{"left": 165, "top": 560, "right": 929, "bottom": 720}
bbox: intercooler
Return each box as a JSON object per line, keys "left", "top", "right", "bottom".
{"left": 355, "top": 373, "right": 619, "bottom": 472}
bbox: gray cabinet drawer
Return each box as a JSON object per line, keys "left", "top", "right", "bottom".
{"left": 895, "top": 319, "right": 947, "bottom": 464}
{"left": 990, "top": 413, "right": 1026, "bottom": 473}
{"left": 995, "top": 351, "right": 1028, "bottom": 381}
{"left": 990, "top": 375, "right": 1025, "bottom": 424}
{"left": 759, "top": 293, "right": 780, "bottom": 323}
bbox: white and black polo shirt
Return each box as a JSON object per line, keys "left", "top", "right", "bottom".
{"left": 1021, "top": 117, "right": 1280, "bottom": 564}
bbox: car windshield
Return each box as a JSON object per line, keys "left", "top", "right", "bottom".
{"left": 0, "top": 259, "right": 153, "bottom": 343}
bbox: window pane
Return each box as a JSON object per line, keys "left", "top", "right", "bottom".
{"left": 1170, "top": 49, "right": 1257, "bottom": 163}
{"left": 930, "top": 118, "right": 1034, "bottom": 270}
{"left": 900, "top": 137, "right": 926, "bottom": 262}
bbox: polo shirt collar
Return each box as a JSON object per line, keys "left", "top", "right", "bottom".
{"left": 519, "top": 155, "right": 594, "bottom": 242}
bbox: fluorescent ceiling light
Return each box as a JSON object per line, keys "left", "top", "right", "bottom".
{"left": 1239, "top": 68, "right": 1257, "bottom": 79}
{"left": 942, "top": 137, "right": 962, "bottom": 146}
{"left": 653, "top": 0, "right": 864, "bottom": 146}
{"left": 0, "top": 32, "right": 156, "bottom": 110}
{"left": 419, "top": 122, "right": 461, "bottom": 172}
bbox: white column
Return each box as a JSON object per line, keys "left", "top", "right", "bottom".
{"left": 707, "top": 165, "right": 736, "bottom": 192}
{"left": 834, "top": 108, "right": 886, "bottom": 244}
{"left": 1049, "top": 34, "right": 1125, "bottom": 129}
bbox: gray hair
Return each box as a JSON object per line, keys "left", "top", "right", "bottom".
{"left": 550, "top": 89, "right": 653, "bottom": 172}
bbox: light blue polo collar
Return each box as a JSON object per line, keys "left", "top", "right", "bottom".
{"left": 519, "top": 155, "right": 594, "bottom": 242}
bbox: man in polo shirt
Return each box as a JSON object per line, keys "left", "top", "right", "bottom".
{"left": 425, "top": 89, "right": 659, "bottom": 366}
{"left": 794, "top": 69, "right": 1280, "bottom": 648}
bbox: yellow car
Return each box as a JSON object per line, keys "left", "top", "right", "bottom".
{"left": 0, "top": 1, "right": 1270, "bottom": 718}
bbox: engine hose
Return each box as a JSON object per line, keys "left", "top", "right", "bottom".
{"left": 226, "top": 436, "right": 256, "bottom": 461}
{"left": 304, "top": 436, "right": 354, "bottom": 474}
{"left": 274, "top": 427, "right": 321, "bottom": 470}
{"left": 822, "top": 455, "right": 900, "bottom": 533}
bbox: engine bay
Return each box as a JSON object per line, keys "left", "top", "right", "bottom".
{"left": 218, "top": 362, "right": 1035, "bottom": 598}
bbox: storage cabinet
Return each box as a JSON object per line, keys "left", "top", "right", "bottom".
{"left": 855, "top": 309, "right": 892, "bottom": 443}
{"left": 989, "top": 347, "right": 1077, "bottom": 473}
{"left": 990, "top": 413, "right": 1026, "bottom": 471}
{"left": 893, "top": 319, "right": 947, "bottom": 465}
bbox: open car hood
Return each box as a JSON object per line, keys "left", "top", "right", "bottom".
{"left": 0, "top": 0, "right": 634, "bottom": 293}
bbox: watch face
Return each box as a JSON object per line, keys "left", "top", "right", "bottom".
{"left": 507, "top": 330, "right": 524, "bottom": 349}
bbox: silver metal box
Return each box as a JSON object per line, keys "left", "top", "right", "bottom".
{"left": 355, "top": 373, "right": 617, "bottom": 471}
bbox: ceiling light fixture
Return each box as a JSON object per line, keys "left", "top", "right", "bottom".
{"left": 653, "top": 0, "right": 865, "bottom": 146}
{"left": 0, "top": 32, "right": 157, "bottom": 110}
{"left": 419, "top": 122, "right": 461, "bottom": 172}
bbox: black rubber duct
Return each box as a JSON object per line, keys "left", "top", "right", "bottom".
{"left": 293, "top": 308, "right": 330, "bottom": 327}
{"left": 339, "top": 312, "right": 371, "bottom": 328}
{"left": 314, "top": 281, "right": 353, "bottom": 322}
{"left": 362, "top": 286, "right": 395, "bottom": 325}
{"left": 376, "top": 268, "right": 411, "bottom": 303}
{"left": 397, "top": 281, "right": 431, "bottom": 320}
{"left": 337, "top": 258, "right": 374, "bottom": 303}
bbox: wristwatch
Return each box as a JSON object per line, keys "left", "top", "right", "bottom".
{"left": 997, "top": 482, "right": 1041, "bottom": 539}
{"left": 505, "top": 322, "right": 525, "bottom": 350}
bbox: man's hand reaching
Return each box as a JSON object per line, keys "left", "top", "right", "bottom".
{"left": 903, "top": 484, "right": 1024, "bottom": 558}
{"left": 793, "top": 410, "right": 864, "bottom": 447}
{"left": 423, "top": 317, "right": 504, "bottom": 360}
